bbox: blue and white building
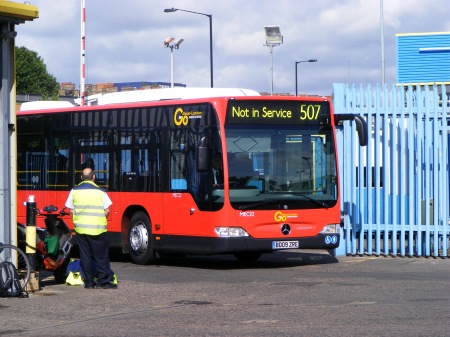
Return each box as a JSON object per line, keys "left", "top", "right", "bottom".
{"left": 396, "top": 31, "right": 450, "bottom": 90}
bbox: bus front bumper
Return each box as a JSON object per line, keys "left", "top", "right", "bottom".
{"left": 153, "top": 234, "right": 340, "bottom": 255}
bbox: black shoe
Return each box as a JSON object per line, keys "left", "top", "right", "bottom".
{"left": 84, "top": 284, "right": 96, "bottom": 289}
{"left": 96, "top": 282, "right": 117, "bottom": 289}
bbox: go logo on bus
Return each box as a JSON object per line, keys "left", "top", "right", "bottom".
{"left": 274, "top": 211, "right": 287, "bottom": 222}
{"left": 274, "top": 211, "right": 298, "bottom": 222}
{"left": 174, "top": 108, "right": 189, "bottom": 126}
{"left": 173, "top": 108, "right": 203, "bottom": 126}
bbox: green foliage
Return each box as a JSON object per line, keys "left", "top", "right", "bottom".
{"left": 15, "top": 46, "right": 59, "bottom": 100}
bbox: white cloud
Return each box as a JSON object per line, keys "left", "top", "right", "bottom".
{"left": 15, "top": 0, "right": 450, "bottom": 96}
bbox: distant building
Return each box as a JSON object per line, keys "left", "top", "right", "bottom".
{"left": 16, "top": 80, "right": 187, "bottom": 109}
{"left": 59, "top": 82, "right": 77, "bottom": 97}
{"left": 396, "top": 32, "right": 450, "bottom": 91}
{"left": 58, "top": 81, "right": 186, "bottom": 97}
{"left": 114, "top": 81, "right": 185, "bottom": 91}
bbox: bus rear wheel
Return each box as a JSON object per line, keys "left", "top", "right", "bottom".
{"left": 128, "top": 211, "right": 155, "bottom": 265}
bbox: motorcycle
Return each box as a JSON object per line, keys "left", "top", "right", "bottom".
{"left": 18, "top": 205, "right": 74, "bottom": 284}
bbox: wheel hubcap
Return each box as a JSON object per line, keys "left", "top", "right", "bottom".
{"left": 130, "top": 222, "right": 148, "bottom": 254}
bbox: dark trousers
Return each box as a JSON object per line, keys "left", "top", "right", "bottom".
{"left": 76, "top": 232, "right": 112, "bottom": 286}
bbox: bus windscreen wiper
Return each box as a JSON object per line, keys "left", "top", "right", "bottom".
{"left": 238, "top": 200, "right": 283, "bottom": 210}
{"left": 239, "top": 194, "right": 329, "bottom": 210}
{"left": 292, "top": 193, "right": 329, "bottom": 208}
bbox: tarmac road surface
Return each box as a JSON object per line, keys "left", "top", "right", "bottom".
{"left": 1, "top": 250, "right": 449, "bottom": 337}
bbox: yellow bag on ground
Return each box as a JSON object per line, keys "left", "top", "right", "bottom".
{"left": 65, "top": 258, "right": 118, "bottom": 285}
{"left": 66, "top": 271, "right": 84, "bottom": 286}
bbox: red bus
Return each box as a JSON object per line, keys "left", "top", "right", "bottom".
{"left": 16, "top": 88, "right": 367, "bottom": 264}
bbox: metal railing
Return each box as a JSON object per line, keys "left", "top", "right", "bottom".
{"left": 334, "top": 83, "right": 449, "bottom": 257}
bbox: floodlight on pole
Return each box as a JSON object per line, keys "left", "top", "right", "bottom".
{"left": 164, "top": 7, "right": 214, "bottom": 88}
{"left": 295, "top": 59, "right": 317, "bottom": 96}
{"left": 164, "top": 37, "right": 184, "bottom": 88}
{"left": 263, "top": 25, "right": 283, "bottom": 95}
{"left": 174, "top": 38, "right": 184, "bottom": 49}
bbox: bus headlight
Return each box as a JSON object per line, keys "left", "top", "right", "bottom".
{"left": 319, "top": 224, "right": 340, "bottom": 234}
{"left": 215, "top": 227, "right": 249, "bottom": 237}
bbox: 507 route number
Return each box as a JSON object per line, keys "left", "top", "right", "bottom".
{"left": 300, "top": 104, "right": 320, "bottom": 120}
{"left": 272, "top": 241, "right": 299, "bottom": 249}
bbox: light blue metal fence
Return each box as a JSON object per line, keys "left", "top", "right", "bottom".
{"left": 333, "top": 83, "right": 449, "bottom": 257}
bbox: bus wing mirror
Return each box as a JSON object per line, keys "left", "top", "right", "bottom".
{"left": 334, "top": 114, "right": 368, "bottom": 146}
{"left": 197, "top": 137, "right": 209, "bottom": 172}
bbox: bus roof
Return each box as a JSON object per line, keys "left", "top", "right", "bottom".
{"left": 87, "top": 87, "right": 261, "bottom": 106}
{"left": 19, "top": 88, "right": 261, "bottom": 111}
{"left": 19, "top": 100, "right": 76, "bottom": 111}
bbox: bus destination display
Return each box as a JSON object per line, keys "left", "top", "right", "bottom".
{"left": 226, "top": 100, "right": 330, "bottom": 125}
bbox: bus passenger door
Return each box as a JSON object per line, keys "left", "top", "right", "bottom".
{"left": 162, "top": 129, "right": 201, "bottom": 236}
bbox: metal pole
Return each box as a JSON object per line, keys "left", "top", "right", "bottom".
{"left": 25, "top": 195, "right": 37, "bottom": 270}
{"left": 164, "top": 8, "right": 213, "bottom": 88}
{"left": 0, "top": 23, "right": 11, "bottom": 246}
{"left": 208, "top": 15, "right": 213, "bottom": 88}
{"left": 170, "top": 46, "right": 174, "bottom": 88}
{"left": 294, "top": 59, "right": 317, "bottom": 96}
{"left": 270, "top": 45, "right": 273, "bottom": 95}
{"left": 80, "top": 0, "right": 86, "bottom": 106}
{"left": 0, "top": 22, "right": 18, "bottom": 249}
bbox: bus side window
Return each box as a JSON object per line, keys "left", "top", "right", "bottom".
{"left": 169, "top": 130, "right": 188, "bottom": 191}
{"left": 170, "top": 150, "right": 188, "bottom": 191}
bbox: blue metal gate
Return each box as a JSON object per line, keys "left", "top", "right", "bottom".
{"left": 333, "top": 83, "right": 449, "bottom": 257}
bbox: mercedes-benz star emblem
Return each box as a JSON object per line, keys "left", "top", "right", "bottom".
{"left": 281, "top": 224, "right": 291, "bottom": 235}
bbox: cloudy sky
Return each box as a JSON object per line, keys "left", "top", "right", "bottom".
{"left": 15, "top": 0, "right": 450, "bottom": 96}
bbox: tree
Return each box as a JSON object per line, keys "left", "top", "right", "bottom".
{"left": 15, "top": 46, "right": 59, "bottom": 100}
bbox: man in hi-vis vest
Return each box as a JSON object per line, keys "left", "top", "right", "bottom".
{"left": 65, "top": 167, "right": 116, "bottom": 289}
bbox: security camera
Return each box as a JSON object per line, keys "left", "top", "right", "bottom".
{"left": 164, "top": 37, "right": 174, "bottom": 47}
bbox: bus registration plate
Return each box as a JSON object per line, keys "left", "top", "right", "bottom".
{"left": 272, "top": 241, "right": 299, "bottom": 249}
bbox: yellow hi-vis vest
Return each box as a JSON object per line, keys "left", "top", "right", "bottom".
{"left": 72, "top": 181, "right": 108, "bottom": 235}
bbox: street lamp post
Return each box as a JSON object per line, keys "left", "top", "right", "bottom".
{"left": 264, "top": 25, "right": 283, "bottom": 95}
{"left": 295, "top": 59, "right": 317, "bottom": 96}
{"left": 164, "top": 37, "right": 184, "bottom": 88}
{"left": 164, "top": 7, "right": 213, "bottom": 88}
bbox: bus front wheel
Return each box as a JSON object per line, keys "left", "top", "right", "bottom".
{"left": 128, "top": 211, "right": 155, "bottom": 265}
